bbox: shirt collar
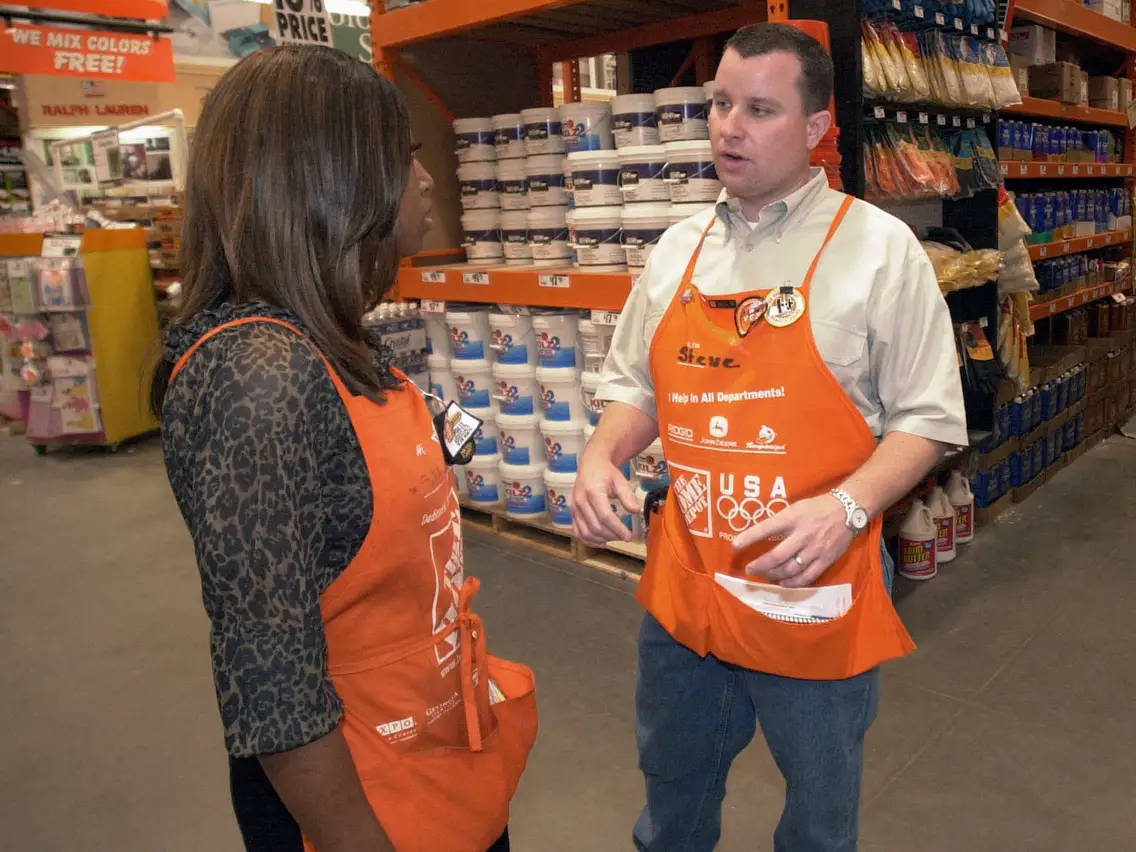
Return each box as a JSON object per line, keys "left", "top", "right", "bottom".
{"left": 715, "top": 167, "right": 829, "bottom": 242}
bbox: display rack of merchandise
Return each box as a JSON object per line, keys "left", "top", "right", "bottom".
{"left": 0, "top": 229, "right": 159, "bottom": 453}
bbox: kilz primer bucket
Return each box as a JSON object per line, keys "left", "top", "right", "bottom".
{"left": 544, "top": 469, "right": 577, "bottom": 529}
{"left": 568, "top": 150, "right": 622, "bottom": 207}
{"left": 451, "top": 357, "right": 495, "bottom": 412}
{"left": 501, "top": 460, "right": 548, "bottom": 518}
{"left": 446, "top": 308, "right": 491, "bottom": 360}
{"left": 536, "top": 366, "right": 584, "bottom": 422}
{"left": 571, "top": 206, "right": 626, "bottom": 271}
{"left": 468, "top": 407, "right": 499, "bottom": 456}
{"left": 664, "top": 140, "right": 721, "bottom": 203}
{"left": 532, "top": 313, "right": 579, "bottom": 368}
{"left": 497, "top": 412, "right": 541, "bottom": 465}
{"left": 465, "top": 453, "right": 502, "bottom": 505}
{"left": 492, "top": 362, "right": 538, "bottom": 416}
{"left": 521, "top": 107, "right": 565, "bottom": 156}
{"left": 540, "top": 418, "right": 586, "bottom": 473}
{"left": 489, "top": 311, "right": 536, "bottom": 365}
{"left": 611, "top": 93, "right": 660, "bottom": 148}
{"left": 460, "top": 209, "right": 503, "bottom": 264}
{"left": 654, "top": 86, "right": 709, "bottom": 142}
{"left": 560, "top": 101, "right": 614, "bottom": 152}
{"left": 618, "top": 145, "right": 668, "bottom": 203}
{"left": 453, "top": 117, "right": 496, "bottom": 163}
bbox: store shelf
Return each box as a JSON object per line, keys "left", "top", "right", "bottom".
{"left": 1026, "top": 228, "right": 1132, "bottom": 260}
{"left": 1029, "top": 281, "right": 1128, "bottom": 321}
{"left": 398, "top": 263, "right": 634, "bottom": 311}
{"left": 1012, "top": 0, "right": 1136, "bottom": 52}
{"left": 1001, "top": 97, "right": 1129, "bottom": 127}
{"left": 1000, "top": 161, "right": 1136, "bottom": 179}
{"left": 371, "top": 0, "right": 753, "bottom": 48}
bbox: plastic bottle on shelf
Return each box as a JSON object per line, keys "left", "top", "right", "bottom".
{"left": 927, "top": 486, "right": 957, "bottom": 564}
{"left": 946, "top": 470, "right": 975, "bottom": 545}
{"left": 898, "top": 499, "right": 937, "bottom": 581}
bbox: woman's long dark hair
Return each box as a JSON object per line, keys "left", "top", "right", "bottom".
{"left": 150, "top": 45, "right": 412, "bottom": 413}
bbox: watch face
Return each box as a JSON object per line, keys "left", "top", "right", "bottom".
{"left": 851, "top": 508, "right": 869, "bottom": 530}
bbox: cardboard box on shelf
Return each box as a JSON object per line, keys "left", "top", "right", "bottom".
{"left": 1122, "top": 79, "right": 1134, "bottom": 111}
{"left": 1078, "top": 70, "right": 1090, "bottom": 106}
{"left": 977, "top": 435, "right": 1019, "bottom": 471}
{"left": 1013, "top": 471, "right": 1047, "bottom": 504}
{"left": 1009, "top": 55, "right": 1031, "bottom": 97}
{"left": 1009, "top": 24, "right": 1057, "bottom": 65}
{"left": 975, "top": 491, "right": 1013, "bottom": 527}
{"left": 1088, "top": 76, "right": 1121, "bottom": 111}
{"left": 1086, "top": 0, "right": 1124, "bottom": 21}
{"left": 1029, "top": 63, "right": 1082, "bottom": 105}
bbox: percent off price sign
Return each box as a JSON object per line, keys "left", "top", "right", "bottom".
{"left": 274, "top": 0, "right": 334, "bottom": 46}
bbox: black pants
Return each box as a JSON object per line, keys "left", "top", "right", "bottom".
{"left": 229, "top": 756, "right": 510, "bottom": 851}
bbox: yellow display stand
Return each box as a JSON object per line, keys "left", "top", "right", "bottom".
{"left": 79, "top": 229, "right": 161, "bottom": 445}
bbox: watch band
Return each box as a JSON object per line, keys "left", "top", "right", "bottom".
{"left": 829, "top": 488, "right": 867, "bottom": 532}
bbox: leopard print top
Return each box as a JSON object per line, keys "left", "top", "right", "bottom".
{"left": 162, "top": 302, "right": 389, "bottom": 758}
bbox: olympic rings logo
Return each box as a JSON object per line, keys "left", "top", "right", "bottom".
{"left": 715, "top": 495, "right": 790, "bottom": 532}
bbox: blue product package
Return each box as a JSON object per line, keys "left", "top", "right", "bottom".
{"left": 1030, "top": 440, "right": 1044, "bottom": 479}
{"left": 472, "top": 424, "right": 498, "bottom": 456}
{"left": 1032, "top": 124, "right": 1045, "bottom": 159}
{"left": 1031, "top": 388, "right": 1043, "bottom": 430}
{"left": 1010, "top": 396, "right": 1024, "bottom": 435}
{"left": 1056, "top": 375, "right": 1069, "bottom": 412}
{"left": 547, "top": 488, "right": 573, "bottom": 526}
{"left": 997, "top": 402, "right": 1011, "bottom": 444}
{"left": 998, "top": 460, "right": 1011, "bottom": 497}
{"left": 1075, "top": 413, "right": 1085, "bottom": 444}
{"left": 998, "top": 121, "right": 1012, "bottom": 150}
{"left": 1064, "top": 418, "right": 1077, "bottom": 451}
{"left": 543, "top": 438, "right": 579, "bottom": 473}
{"left": 1010, "top": 452, "right": 1024, "bottom": 488}
{"left": 973, "top": 471, "right": 989, "bottom": 508}
{"left": 466, "top": 470, "right": 499, "bottom": 503}
{"left": 1041, "top": 384, "right": 1054, "bottom": 421}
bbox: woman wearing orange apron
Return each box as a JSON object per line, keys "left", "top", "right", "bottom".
{"left": 153, "top": 47, "right": 535, "bottom": 851}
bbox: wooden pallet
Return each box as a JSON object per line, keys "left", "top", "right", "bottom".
{"left": 460, "top": 500, "right": 644, "bottom": 582}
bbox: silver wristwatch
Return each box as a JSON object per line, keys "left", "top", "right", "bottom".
{"left": 830, "top": 489, "right": 869, "bottom": 535}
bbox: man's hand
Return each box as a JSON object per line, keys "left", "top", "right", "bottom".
{"left": 571, "top": 458, "right": 638, "bottom": 545}
{"left": 731, "top": 495, "right": 853, "bottom": 588}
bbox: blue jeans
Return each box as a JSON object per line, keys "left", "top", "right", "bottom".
{"left": 633, "top": 548, "right": 895, "bottom": 852}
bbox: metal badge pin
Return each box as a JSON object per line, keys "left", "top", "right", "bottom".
{"left": 734, "top": 296, "right": 768, "bottom": 337}
{"left": 680, "top": 287, "right": 694, "bottom": 304}
{"left": 764, "top": 286, "right": 806, "bottom": 328}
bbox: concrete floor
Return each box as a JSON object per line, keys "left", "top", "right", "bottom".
{"left": 1, "top": 432, "right": 1134, "bottom": 852}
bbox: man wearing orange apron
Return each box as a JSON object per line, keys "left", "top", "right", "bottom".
{"left": 573, "top": 24, "right": 967, "bottom": 851}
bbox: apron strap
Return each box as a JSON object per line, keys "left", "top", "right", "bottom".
{"left": 458, "top": 577, "right": 486, "bottom": 752}
{"left": 166, "top": 316, "right": 352, "bottom": 399}
{"left": 800, "top": 194, "right": 855, "bottom": 292}
{"left": 678, "top": 216, "right": 719, "bottom": 287}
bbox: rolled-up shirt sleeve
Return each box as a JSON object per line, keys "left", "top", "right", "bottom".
{"left": 869, "top": 234, "right": 969, "bottom": 446}
{"left": 596, "top": 254, "right": 659, "bottom": 421}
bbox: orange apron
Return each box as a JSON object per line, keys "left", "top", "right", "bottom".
{"left": 170, "top": 318, "right": 537, "bottom": 851}
{"left": 639, "top": 197, "right": 916, "bottom": 680}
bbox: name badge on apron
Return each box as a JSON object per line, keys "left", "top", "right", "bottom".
{"left": 425, "top": 393, "right": 482, "bottom": 465}
{"left": 765, "top": 286, "right": 806, "bottom": 328}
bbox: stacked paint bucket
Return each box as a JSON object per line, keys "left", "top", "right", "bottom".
{"left": 453, "top": 117, "right": 503, "bottom": 265}
{"left": 611, "top": 85, "right": 723, "bottom": 274}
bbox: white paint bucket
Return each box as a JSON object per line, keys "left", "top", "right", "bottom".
{"left": 536, "top": 366, "right": 584, "bottom": 423}
{"left": 668, "top": 201, "right": 714, "bottom": 225}
{"left": 460, "top": 209, "right": 503, "bottom": 264}
{"left": 457, "top": 161, "right": 500, "bottom": 210}
{"left": 422, "top": 310, "right": 451, "bottom": 358}
{"left": 664, "top": 140, "right": 721, "bottom": 203}
{"left": 577, "top": 317, "right": 612, "bottom": 359}
{"left": 496, "top": 158, "right": 529, "bottom": 210}
{"left": 527, "top": 205, "right": 571, "bottom": 265}
{"left": 521, "top": 107, "right": 565, "bottom": 155}
{"left": 489, "top": 311, "right": 536, "bottom": 366}
{"left": 497, "top": 412, "right": 542, "bottom": 465}
{"left": 468, "top": 407, "right": 499, "bottom": 456}
{"left": 570, "top": 205, "right": 626, "bottom": 271}
{"left": 621, "top": 203, "right": 671, "bottom": 271}
{"left": 560, "top": 100, "right": 614, "bottom": 152}
{"left": 492, "top": 362, "right": 539, "bottom": 416}
{"left": 655, "top": 86, "right": 709, "bottom": 142}
{"left": 465, "top": 453, "right": 503, "bottom": 505}
{"left": 532, "top": 313, "right": 579, "bottom": 368}
{"left": 617, "top": 144, "right": 668, "bottom": 203}
{"left": 612, "top": 93, "right": 660, "bottom": 148}
{"left": 500, "top": 209, "right": 532, "bottom": 265}
{"left": 540, "top": 417, "right": 586, "bottom": 472}
{"left": 445, "top": 308, "right": 492, "bottom": 360}
{"left": 579, "top": 369, "right": 608, "bottom": 426}
{"left": 565, "top": 209, "right": 577, "bottom": 266}
{"left": 427, "top": 352, "right": 459, "bottom": 402}
{"left": 703, "top": 80, "right": 717, "bottom": 107}
{"left": 500, "top": 460, "right": 548, "bottom": 518}
{"left": 633, "top": 437, "right": 670, "bottom": 486}
{"left": 450, "top": 357, "right": 496, "bottom": 413}
{"left": 491, "top": 112, "right": 525, "bottom": 160}
{"left": 455, "top": 464, "right": 469, "bottom": 498}
{"left": 525, "top": 154, "right": 569, "bottom": 207}
{"left": 453, "top": 116, "right": 496, "bottom": 163}
{"left": 567, "top": 150, "right": 622, "bottom": 207}
{"left": 544, "top": 469, "right": 577, "bottom": 529}
{"left": 631, "top": 484, "right": 649, "bottom": 541}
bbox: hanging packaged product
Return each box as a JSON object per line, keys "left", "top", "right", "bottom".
{"left": 921, "top": 30, "right": 965, "bottom": 107}
{"left": 956, "top": 36, "right": 997, "bottom": 108}
{"left": 927, "top": 486, "right": 958, "bottom": 564}
{"left": 898, "top": 499, "right": 938, "bottom": 580}
{"left": 984, "top": 41, "right": 1023, "bottom": 108}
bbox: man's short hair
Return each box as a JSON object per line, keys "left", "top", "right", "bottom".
{"left": 724, "top": 23, "right": 834, "bottom": 115}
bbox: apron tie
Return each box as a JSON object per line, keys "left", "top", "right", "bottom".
{"left": 458, "top": 578, "right": 486, "bottom": 752}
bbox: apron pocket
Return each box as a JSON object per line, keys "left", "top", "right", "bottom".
{"left": 487, "top": 655, "right": 538, "bottom": 798}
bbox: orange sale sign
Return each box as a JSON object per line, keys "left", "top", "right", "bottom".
{"left": 1, "top": 24, "right": 176, "bottom": 83}
{"left": 25, "top": 1, "right": 170, "bottom": 19}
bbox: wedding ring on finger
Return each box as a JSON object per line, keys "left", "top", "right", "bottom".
{"left": 794, "top": 554, "right": 805, "bottom": 568}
